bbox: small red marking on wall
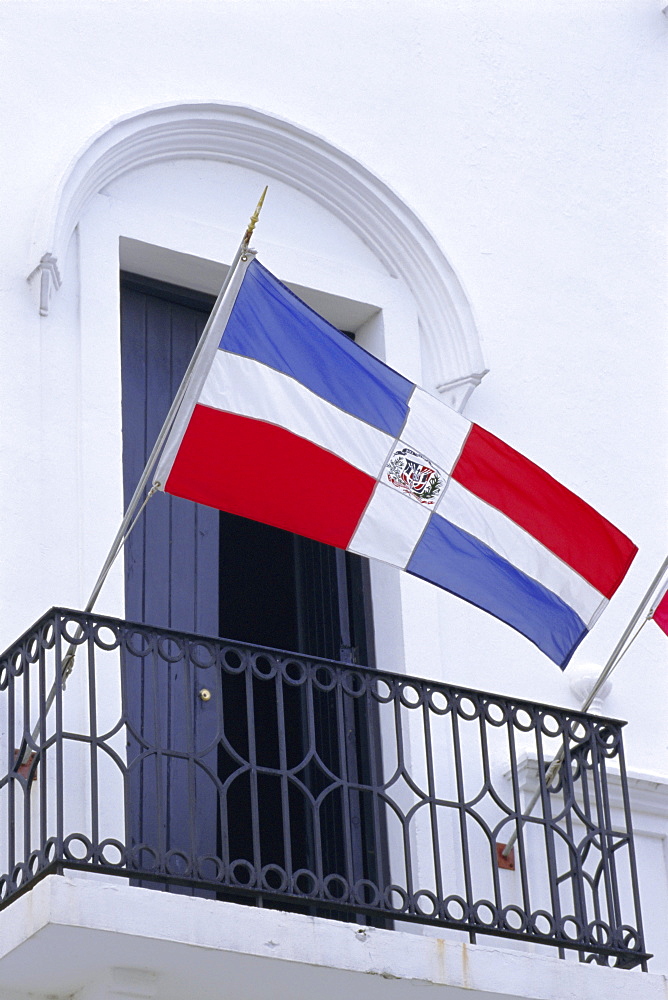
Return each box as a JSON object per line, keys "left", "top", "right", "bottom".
{"left": 496, "top": 842, "right": 515, "bottom": 870}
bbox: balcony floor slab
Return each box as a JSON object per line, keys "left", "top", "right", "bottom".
{"left": 0, "top": 873, "right": 663, "bottom": 1000}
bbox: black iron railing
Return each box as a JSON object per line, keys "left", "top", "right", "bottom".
{"left": 0, "top": 609, "right": 649, "bottom": 968}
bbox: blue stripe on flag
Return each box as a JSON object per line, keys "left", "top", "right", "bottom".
{"left": 220, "top": 261, "right": 413, "bottom": 437}
{"left": 406, "top": 513, "right": 588, "bottom": 668}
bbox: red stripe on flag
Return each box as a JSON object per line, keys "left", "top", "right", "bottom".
{"left": 653, "top": 588, "right": 668, "bottom": 636}
{"left": 452, "top": 424, "right": 637, "bottom": 599}
{"left": 164, "top": 405, "right": 375, "bottom": 549}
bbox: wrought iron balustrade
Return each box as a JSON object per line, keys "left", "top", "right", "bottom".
{"left": 0, "top": 608, "right": 650, "bottom": 968}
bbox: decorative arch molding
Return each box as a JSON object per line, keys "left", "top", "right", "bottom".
{"left": 31, "top": 102, "right": 486, "bottom": 398}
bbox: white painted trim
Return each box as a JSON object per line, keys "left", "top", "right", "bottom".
{"left": 27, "top": 253, "right": 62, "bottom": 317}
{"left": 31, "top": 102, "right": 485, "bottom": 394}
{"left": 510, "top": 754, "right": 668, "bottom": 837}
{"left": 437, "top": 369, "right": 490, "bottom": 411}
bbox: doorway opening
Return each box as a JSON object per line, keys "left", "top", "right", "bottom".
{"left": 120, "top": 271, "right": 386, "bottom": 917}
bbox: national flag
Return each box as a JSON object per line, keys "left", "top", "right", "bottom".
{"left": 156, "top": 257, "right": 637, "bottom": 669}
{"left": 651, "top": 585, "right": 668, "bottom": 636}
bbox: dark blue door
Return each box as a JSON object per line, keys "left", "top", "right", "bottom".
{"left": 120, "top": 272, "right": 379, "bottom": 904}
{"left": 120, "top": 276, "right": 222, "bottom": 893}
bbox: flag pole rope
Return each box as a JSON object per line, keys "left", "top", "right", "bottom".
{"left": 502, "top": 554, "right": 668, "bottom": 858}
{"left": 24, "top": 188, "right": 269, "bottom": 752}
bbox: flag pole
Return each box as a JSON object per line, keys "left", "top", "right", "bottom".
{"left": 29, "top": 189, "right": 268, "bottom": 744}
{"left": 502, "top": 553, "right": 668, "bottom": 859}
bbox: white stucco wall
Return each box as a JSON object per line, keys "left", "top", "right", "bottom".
{"left": 2, "top": 0, "right": 664, "bottom": 756}
{"left": 0, "top": 0, "right": 666, "bottom": 988}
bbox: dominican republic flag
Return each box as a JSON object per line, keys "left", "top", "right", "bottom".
{"left": 155, "top": 256, "right": 637, "bottom": 668}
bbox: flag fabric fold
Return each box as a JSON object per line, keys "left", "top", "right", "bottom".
{"left": 156, "top": 257, "right": 637, "bottom": 669}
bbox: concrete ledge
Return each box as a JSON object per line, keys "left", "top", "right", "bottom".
{"left": 0, "top": 874, "right": 665, "bottom": 999}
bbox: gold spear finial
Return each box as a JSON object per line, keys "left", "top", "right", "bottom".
{"left": 242, "top": 185, "right": 268, "bottom": 247}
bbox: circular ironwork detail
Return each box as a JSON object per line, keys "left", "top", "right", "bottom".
{"left": 97, "top": 839, "right": 126, "bottom": 868}
{"left": 197, "top": 855, "right": 225, "bottom": 883}
{"left": 383, "top": 884, "right": 409, "bottom": 913}
{"left": 539, "top": 712, "right": 564, "bottom": 738}
{"left": 472, "top": 899, "right": 498, "bottom": 928}
{"left": 165, "top": 850, "right": 192, "bottom": 877}
{"left": 125, "top": 630, "right": 153, "bottom": 657}
{"left": 27, "top": 850, "right": 43, "bottom": 876}
{"left": 229, "top": 859, "right": 256, "bottom": 887}
{"left": 369, "top": 676, "right": 395, "bottom": 704}
{"left": 157, "top": 636, "right": 185, "bottom": 663}
{"left": 25, "top": 637, "right": 41, "bottom": 664}
{"left": 556, "top": 915, "right": 583, "bottom": 941}
{"left": 512, "top": 707, "right": 536, "bottom": 732}
{"left": 10, "top": 650, "right": 26, "bottom": 677}
{"left": 44, "top": 837, "right": 60, "bottom": 863}
{"left": 221, "top": 648, "right": 245, "bottom": 673}
{"left": 353, "top": 879, "right": 380, "bottom": 907}
{"left": 63, "top": 833, "right": 93, "bottom": 862}
{"left": 483, "top": 700, "right": 508, "bottom": 726}
{"left": 398, "top": 683, "right": 424, "bottom": 709}
{"left": 323, "top": 874, "right": 349, "bottom": 902}
{"left": 128, "top": 844, "right": 159, "bottom": 872}
{"left": 413, "top": 889, "right": 438, "bottom": 917}
{"left": 586, "top": 919, "right": 612, "bottom": 947}
{"left": 442, "top": 895, "right": 469, "bottom": 923}
{"left": 261, "top": 864, "right": 289, "bottom": 893}
{"left": 500, "top": 904, "right": 529, "bottom": 934}
{"left": 567, "top": 718, "right": 591, "bottom": 744}
{"left": 342, "top": 670, "right": 367, "bottom": 698}
{"left": 189, "top": 641, "right": 217, "bottom": 669}
{"left": 93, "top": 624, "right": 121, "bottom": 651}
{"left": 252, "top": 654, "right": 277, "bottom": 680}
{"left": 292, "top": 868, "right": 319, "bottom": 897}
{"left": 281, "top": 660, "right": 307, "bottom": 686}
{"left": 62, "top": 617, "right": 89, "bottom": 644}
{"left": 11, "top": 862, "right": 31, "bottom": 888}
{"left": 529, "top": 909, "right": 556, "bottom": 938}
{"left": 616, "top": 925, "right": 641, "bottom": 953}
{"left": 426, "top": 688, "right": 450, "bottom": 715}
{"left": 456, "top": 694, "right": 482, "bottom": 721}
{"left": 595, "top": 725, "right": 620, "bottom": 755}
{"left": 41, "top": 621, "right": 56, "bottom": 649}
{"left": 313, "top": 666, "right": 337, "bottom": 692}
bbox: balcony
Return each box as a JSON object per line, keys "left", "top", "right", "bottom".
{"left": 0, "top": 608, "right": 650, "bottom": 971}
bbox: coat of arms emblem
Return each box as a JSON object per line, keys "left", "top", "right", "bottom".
{"left": 385, "top": 447, "right": 444, "bottom": 506}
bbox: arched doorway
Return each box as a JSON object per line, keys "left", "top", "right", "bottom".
{"left": 33, "top": 102, "right": 484, "bottom": 902}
